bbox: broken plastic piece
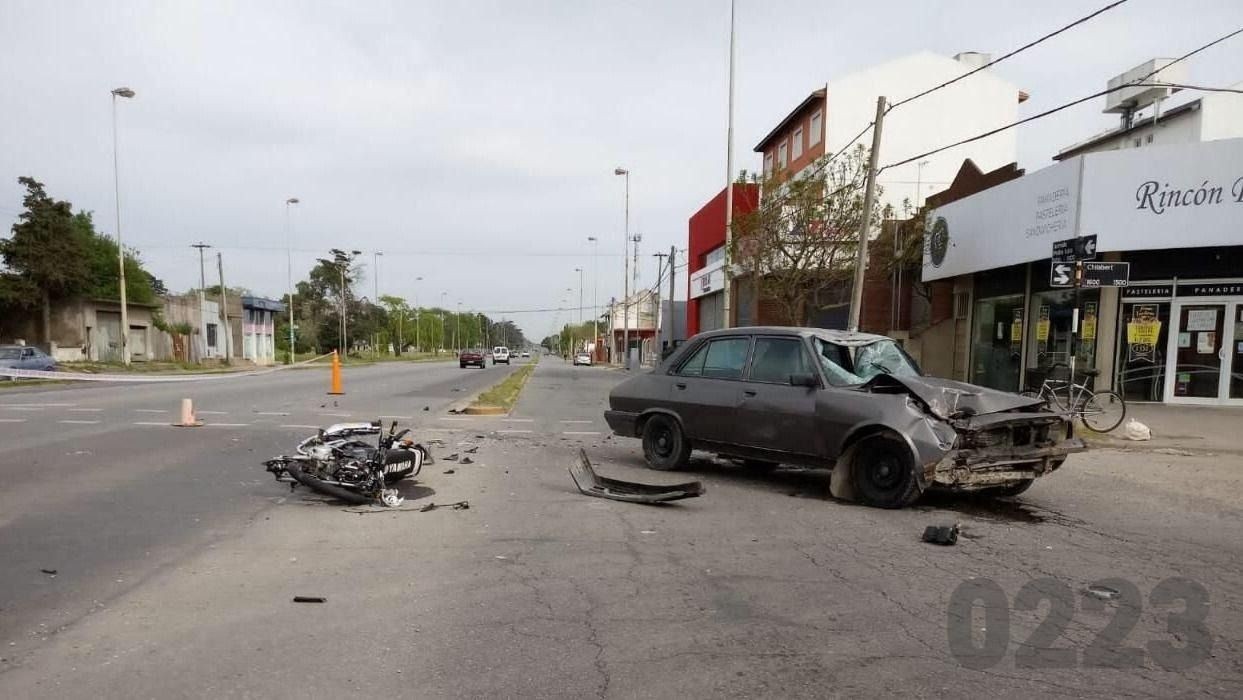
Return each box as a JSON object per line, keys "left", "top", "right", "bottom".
{"left": 460, "top": 457, "right": 474, "bottom": 465}
{"left": 921, "top": 524, "right": 959, "bottom": 546}
{"left": 293, "top": 596, "right": 326, "bottom": 603}
{"left": 569, "top": 449, "right": 704, "bottom": 504}
{"left": 40, "top": 568, "right": 57, "bottom": 575}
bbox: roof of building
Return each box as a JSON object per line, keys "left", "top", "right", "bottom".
{"left": 1054, "top": 98, "right": 1201, "bottom": 161}
{"left": 753, "top": 89, "right": 825, "bottom": 153}
{"left": 241, "top": 295, "right": 286, "bottom": 312}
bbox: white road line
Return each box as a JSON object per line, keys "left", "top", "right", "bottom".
{"left": 0, "top": 418, "right": 27, "bottom": 423}
{"left": 206, "top": 423, "right": 250, "bottom": 428}
{"left": 563, "top": 431, "right": 602, "bottom": 436}
{"left": 59, "top": 419, "right": 101, "bottom": 425}
{"left": 280, "top": 424, "right": 321, "bottom": 429}
{"left": 67, "top": 408, "right": 103, "bottom": 412}
{"left": 0, "top": 403, "right": 75, "bottom": 408}
{"left": 1, "top": 406, "right": 44, "bottom": 411}
{"left": 254, "top": 411, "right": 289, "bottom": 416}
{"left": 198, "top": 411, "right": 229, "bottom": 415}
{"left": 440, "top": 417, "right": 473, "bottom": 422}
{"left": 497, "top": 429, "right": 533, "bottom": 434}
{"left": 134, "top": 409, "right": 169, "bottom": 414}
{"left": 560, "top": 419, "right": 594, "bottom": 424}
{"left": 320, "top": 412, "right": 352, "bottom": 418}
{"left": 132, "top": 422, "right": 168, "bottom": 426}
{"left": 503, "top": 418, "right": 534, "bottom": 423}
{"left": 378, "top": 414, "right": 412, "bottom": 419}
{"left": 425, "top": 428, "right": 457, "bottom": 432}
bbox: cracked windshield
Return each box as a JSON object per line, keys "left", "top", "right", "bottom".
{"left": 3, "top": 1, "right": 1243, "bottom": 697}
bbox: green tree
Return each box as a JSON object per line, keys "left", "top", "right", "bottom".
{"left": 1, "top": 177, "right": 95, "bottom": 342}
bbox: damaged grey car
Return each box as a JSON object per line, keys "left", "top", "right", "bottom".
{"left": 604, "top": 327, "right": 1085, "bottom": 508}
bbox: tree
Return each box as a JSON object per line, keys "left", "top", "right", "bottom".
{"left": 730, "top": 146, "right": 885, "bottom": 326}
{"left": 77, "top": 210, "right": 157, "bottom": 305}
{"left": 2, "top": 177, "right": 95, "bottom": 342}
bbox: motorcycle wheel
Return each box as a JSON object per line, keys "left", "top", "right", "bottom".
{"left": 283, "top": 461, "right": 372, "bottom": 505}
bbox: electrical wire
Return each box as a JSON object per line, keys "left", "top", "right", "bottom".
{"left": 886, "top": 0, "right": 1131, "bottom": 113}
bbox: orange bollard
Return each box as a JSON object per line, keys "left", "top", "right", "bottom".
{"left": 328, "top": 350, "right": 345, "bottom": 395}
{"left": 174, "top": 397, "right": 203, "bottom": 427}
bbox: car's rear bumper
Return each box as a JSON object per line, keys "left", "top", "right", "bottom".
{"left": 604, "top": 410, "right": 639, "bottom": 437}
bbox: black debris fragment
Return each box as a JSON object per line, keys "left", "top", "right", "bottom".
{"left": 40, "top": 569, "right": 57, "bottom": 576}
{"left": 293, "top": 596, "right": 326, "bottom": 603}
{"left": 443, "top": 453, "right": 459, "bottom": 462}
{"left": 464, "top": 446, "right": 478, "bottom": 454}
{"left": 423, "top": 406, "right": 430, "bottom": 411}
{"left": 419, "top": 501, "right": 470, "bottom": 512}
{"left": 921, "top": 524, "right": 960, "bottom": 546}
{"left": 460, "top": 457, "right": 474, "bottom": 465}
{"left": 569, "top": 450, "right": 704, "bottom": 504}
{"left": 443, "top": 469, "right": 456, "bottom": 475}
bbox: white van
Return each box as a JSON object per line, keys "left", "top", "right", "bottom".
{"left": 492, "top": 346, "right": 511, "bottom": 365}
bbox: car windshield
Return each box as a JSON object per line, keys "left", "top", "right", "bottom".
{"left": 0, "top": 348, "right": 21, "bottom": 359}
{"left": 814, "top": 338, "right": 921, "bottom": 386}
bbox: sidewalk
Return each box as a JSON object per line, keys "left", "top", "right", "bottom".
{"left": 1089, "top": 402, "right": 1243, "bottom": 455}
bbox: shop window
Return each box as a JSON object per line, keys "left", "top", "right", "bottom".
{"left": 1116, "top": 302, "right": 1169, "bottom": 402}
{"left": 970, "top": 294, "right": 1025, "bottom": 392}
{"left": 1025, "top": 288, "right": 1101, "bottom": 391}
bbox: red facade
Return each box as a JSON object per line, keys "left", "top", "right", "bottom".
{"left": 686, "top": 183, "right": 759, "bottom": 336}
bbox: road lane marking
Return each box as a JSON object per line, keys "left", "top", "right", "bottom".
{"left": 59, "top": 419, "right": 101, "bottom": 424}
{"left": 132, "top": 422, "right": 168, "bottom": 426}
{"left": 320, "top": 412, "right": 352, "bottom": 417}
{"left": 563, "top": 431, "right": 601, "bottom": 436}
{"left": 134, "top": 409, "right": 169, "bottom": 414}
{"left": 67, "top": 408, "right": 103, "bottom": 412}
{"left": 0, "top": 418, "right": 27, "bottom": 423}
{"left": 440, "top": 417, "right": 473, "bottom": 422}
{"left": 205, "top": 423, "right": 250, "bottom": 428}
{"left": 280, "top": 424, "right": 321, "bottom": 429}
{"left": 379, "top": 414, "right": 412, "bottom": 419}
{"left": 503, "top": 418, "right": 534, "bottom": 423}
{"left": 1, "top": 406, "right": 44, "bottom": 411}
{"left": 560, "top": 419, "right": 594, "bottom": 424}
{"left": 198, "top": 411, "right": 229, "bottom": 415}
{"left": 254, "top": 411, "right": 289, "bottom": 416}
{"left": 0, "top": 402, "right": 75, "bottom": 408}
{"left": 497, "top": 429, "right": 533, "bottom": 434}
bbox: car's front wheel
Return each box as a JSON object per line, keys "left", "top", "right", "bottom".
{"left": 641, "top": 414, "right": 690, "bottom": 471}
{"left": 852, "top": 434, "right": 922, "bottom": 508}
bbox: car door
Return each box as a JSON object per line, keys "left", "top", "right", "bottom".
{"left": 667, "top": 336, "right": 751, "bottom": 446}
{"left": 737, "top": 336, "right": 821, "bottom": 457}
{"left": 20, "top": 348, "right": 38, "bottom": 370}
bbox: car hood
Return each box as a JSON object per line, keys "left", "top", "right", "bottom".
{"left": 861, "top": 374, "right": 1043, "bottom": 420}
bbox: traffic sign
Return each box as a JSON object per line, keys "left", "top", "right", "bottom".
{"left": 1081, "top": 261, "right": 1130, "bottom": 288}
{"left": 1050, "top": 262, "right": 1074, "bottom": 287}
{"left": 1051, "top": 234, "right": 1098, "bottom": 263}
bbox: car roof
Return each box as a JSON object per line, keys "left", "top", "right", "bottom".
{"left": 691, "top": 326, "right": 890, "bottom": 346}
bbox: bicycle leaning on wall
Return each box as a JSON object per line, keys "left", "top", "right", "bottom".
{"left": 1021, "top": 363, "right": 1127, "bottom": 433}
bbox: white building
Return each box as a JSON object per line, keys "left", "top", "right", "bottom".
{"left": 756, "top": 51, "right": 1024, "bottom": 215}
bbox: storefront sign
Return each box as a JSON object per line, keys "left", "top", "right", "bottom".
{"left": 1196, "top": 332, "right": 1217, "bottom": 355}
{"left": 689, "top": 262, "right": 725, "bottom": 300}
{"left": 1177, "top": 282, "right": 1243, "bottom": 297}
{"left": 1126, "top": 304, "right": 1161, "bottom": 363}
{"left": 923, "top": 138, "right": 1243, "bottom": 280}
{"left": 1123, "top": 284, "right": 1174, "bottom": 299}
{"left": 1082, "top": 302, "right": 1097, "bottom": 341}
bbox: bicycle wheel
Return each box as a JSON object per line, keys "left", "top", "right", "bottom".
{"left": 1080, "top": 390, "right": 1126, "bottom": 433}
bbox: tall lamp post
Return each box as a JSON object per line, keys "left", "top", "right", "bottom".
{"left": 413, "top": 276, "right": 423, "bottom": 353}
{"left": 574, "top": 267, "right": 584, "bottom": 328}
{"left": 284, "top": 197, "right": 299, "bottom": 364}
{"left": 373, "top": 250, "right": 383, "bottom": 353}
{"left": 613, "top": 167, "right": 630, "bottom": 367}
{"left": 455, "top": 301, "right": 462, "bottom": 353}
{"left": 111, "top": 86, "right": 136, "bottom": 365}
{"left": 587, "top": 236, "right": 600, "bottom": 360}
{"left": 439, "top": 291, "right": 447, "bottom": 355}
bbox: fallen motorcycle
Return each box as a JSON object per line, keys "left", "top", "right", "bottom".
{"left": 264, "top": 420, "right": 431, "bottom": 506}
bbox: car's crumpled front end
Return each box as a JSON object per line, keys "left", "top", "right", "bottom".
{"left": 863, "top": 374, "right": 1086, "bottom": 491}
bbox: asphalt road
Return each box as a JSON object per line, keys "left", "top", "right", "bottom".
{"left": 2, "top": 357, "right": 1242, "bottom": 698}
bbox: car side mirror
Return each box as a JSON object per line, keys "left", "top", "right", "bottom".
{"left": 789, "top": 372, "right": 819, "bottom": 388}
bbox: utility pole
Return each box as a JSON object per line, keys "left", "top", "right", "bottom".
{"left": 721, "top": 0, "right": 737, "bottom": 329}
{"left": 284, "top": 197, "right": 299, "bottom": 364}
{"left": 216, "top": 252, "right": 231, "bottom": 364}
{"left": 614, "top": 168, "right": 630, "bottom": 367}
{"left": 191, "top": 243, "right": 211, "bottom": 362}
{"left": 631, "top": 232, "right": 641, "bottom": 364}
{"left": 654, "top": 250, "right": 668, "bottom": 356}
{"left": 587, "top": 236, "right": 599, "bottom": 359}
{"left": 668, "top": 245, "right": 677, "bottom": 343}
{"left": 847, "top": 96, "right": 887, "bottom": 332}
{"left": 373, "top": 250, "right": 382, "bottom": 354}
{"left": 111, "top": 87, "right": 136, "bottom": 365}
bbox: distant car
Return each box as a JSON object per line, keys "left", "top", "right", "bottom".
{"left": 459, "top": 348, "right": 486, "bottom": 369}
{"left": 0, "top": 345, "right": 57, "bottom": 379}
{"left": 605, "top": 326, "right": 1085, "bottom": 509}
{"left": 521, "top": 350, "right": 531, "bottom": 358}
{"left": 573, "top": 352, "right": 592, "bottom": 366}
{"left": 492, "top": 346, "right": 511, "bottom": 365}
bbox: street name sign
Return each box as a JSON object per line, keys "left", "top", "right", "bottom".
{"left": 1081, "top": 261, "right": 1131, "bottom": 288}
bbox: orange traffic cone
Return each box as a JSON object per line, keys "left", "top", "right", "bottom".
{"left": 174, "top": 397, "right": 203, "bottom": 427}
{"left": 328, "top": 350, "right": 344, "bottom": 395}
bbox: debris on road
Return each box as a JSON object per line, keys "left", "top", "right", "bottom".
{"left": 293, "top": 596, "right": 326, "bottom": 603}
{"left": 427, "top": 439, "right": 447, "bottom": 447}
{"left": 1123, "top": 418, "right": 1152, "bottom": 441}
{"left": 418, "top": 501, "right": 470, "bottom": 512}
{"left": 443, "top": 453, "right": 459, "bottom": 462}
{"left": 40, "top": 569, "right": 57, "bottom": 576}
{"left": 920, "top": 524, "right": 960, "bottom": 546}
{"left": 460, "top": 457, "right": 474, "bottom": 465}
{"left": 464, "top": 446, "right": 478, "bottom": 454}
{"left": 443, "top": 469, "right": 456, "bottom": 474}
{"left": 1085, "top": 584, "right": 1121, "bottom": 600}
{"left": 569, "top": 449, "right": 704, "bottom": 504}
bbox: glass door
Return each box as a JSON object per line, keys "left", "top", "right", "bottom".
{"left": 1230, "top": 303, "right": 1243, "bottom": 401}
{"left": 1165, "top": 302, "right": 1230, "bottom": 403}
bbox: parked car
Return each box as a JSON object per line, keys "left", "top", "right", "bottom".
{"left": 492, "top": 346, "right": 511, "bottom": 365}
{"left": 604, "top": 327, "right": 1085, "bottom": 508}
{"left": 520, "top": 350, "right": 531, "bottom": 358}
{"left": 459, "top": 348, "right": 486, "bottom": 369}
{"left": 573, "top": 351, "right": 592, "bottom": 366}
{"left": 0, "top": 344, "right": 58, "bottom": 379}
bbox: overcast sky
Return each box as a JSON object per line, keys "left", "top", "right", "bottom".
{"left": 2, "top": 0, "right": 1241, "bottom": 339}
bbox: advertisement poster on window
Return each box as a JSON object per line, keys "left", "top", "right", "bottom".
{"left": 1126, "top": 304, "right": 1161, "bottom": 363}
{"left": 1010, "top": 309, "right": 1023, "bottom": 356}
{"left": 1197, "top": 332, "right": 1217, "bottom": 355}
{"left": 1082, "top": 302, "right": 1097, "bottom": 342}
{"left": 1186, "top": 309, "right": 1217, "bottom": 332}
{"left": 1036, "top": 305, "right": 1050, "bottom": 359}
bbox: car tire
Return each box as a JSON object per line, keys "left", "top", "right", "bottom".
{"left": 852, "top": 434, "right": 922, "bottom": 509}
{"left": 641, "top": 414, "right": 691, "bottom": 471}
{"left": 979, "top": 480, "right": 1035, "bottom": 498}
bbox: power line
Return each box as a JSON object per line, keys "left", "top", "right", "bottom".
{"left": 886, "top": 0, "right": 1131, "bottom": 113}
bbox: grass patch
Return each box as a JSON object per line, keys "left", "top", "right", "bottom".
{"left": 471, "top": 359, "right": 538, "bottom": 411}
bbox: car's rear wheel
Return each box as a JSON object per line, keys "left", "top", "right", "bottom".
{"left": 641, "top": 414, "right": 690, "bottom": 471}
{"left": 852, "top": 434, "right": 922, "bottom": 509}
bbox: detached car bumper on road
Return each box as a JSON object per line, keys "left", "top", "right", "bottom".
{"left": 605, "top": 326, "right": 1087, "bottom": 508}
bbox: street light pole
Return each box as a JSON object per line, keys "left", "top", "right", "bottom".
{"left": 440, "top": 291, "right": 447, "bottom": 355}
{"left": 575, "top": 267, "right": 584, "bottom": 328}
{"left": 414, "top": 276, "right": 423, "bottom": 353}
{"left": 722, "top": 0, "right": 737, "bottom": 329}
{"left": 456, "top": 301, "right": 462, "bottom": 353}
{"left": 587, "top": 236, "right": 599, "bottom": 360}
{"left": 284, "top": 197, "right": 299, "bottom": 364}
{"left": 111, "top": 86, "right": 135, "bottom": 365}
{"left": 614, "top": 168, "right": 630, "bottom": 367}
{"left": 373, "top": 250, "right": 382, "bottom": 353}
